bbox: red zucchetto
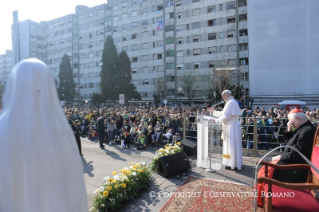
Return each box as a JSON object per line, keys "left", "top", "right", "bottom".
{"left": 289, "top": 109, "right": 303, "bottom": 114}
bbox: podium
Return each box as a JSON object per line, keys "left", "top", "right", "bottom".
{"left": 197, "top": 115, "right": 223, "bottom": 171}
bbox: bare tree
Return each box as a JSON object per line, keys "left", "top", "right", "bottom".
{"left": 178, "top": 70, "right": 211, "bottom": 103}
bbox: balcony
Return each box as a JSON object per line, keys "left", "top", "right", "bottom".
{"left": 239, "top": 50, "right": 248, "bottom": 58}
{"left": 239, "top": 36, "right": 248, "bottom": 43}
{"left": 238, "top": 6, "right": 247, "bottom": 15}
{"left": 239, "top": 21, "right": 248, "bottom": 29}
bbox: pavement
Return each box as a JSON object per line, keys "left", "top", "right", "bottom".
{"left": 81, "top": 137, "right": 261, "bottom": 212}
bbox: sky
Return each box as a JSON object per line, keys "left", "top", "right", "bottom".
{"left": 0, "top": 0, "right": 108, "bottom": 55}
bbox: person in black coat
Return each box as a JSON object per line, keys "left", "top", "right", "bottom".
{"left": 96, "top": 113, "right": 106, "bottom": 149}
{"left": 270, "top": 109, "right": 317, "bottom": 183}
{"left": 72, "top": 120, "right": 83, "bottom": 156}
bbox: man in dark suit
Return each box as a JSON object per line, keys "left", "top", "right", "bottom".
{"left": 96, "top": 113, "right": 106, "bottom": 149}
{"left": 271, "top": 109, "right": 316, "bottom": 183}
{"left": 72, "top": 120, "right": 83, "bottom": 156}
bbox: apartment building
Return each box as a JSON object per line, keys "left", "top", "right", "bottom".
{"left": 11, "top": 0, "right": 248, "bottom": 102}
{"left": 0, "top": 50, "right": 13, "bottom": 97}
{"left": 110, "top": 0, "right": 248, "bottom": 102}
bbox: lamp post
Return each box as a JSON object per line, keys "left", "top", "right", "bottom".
{"left": 178, "top": 87, "right": 183, "bottom": 107}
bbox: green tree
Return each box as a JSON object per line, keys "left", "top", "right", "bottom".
{"left": 100, "top": 35, "right": 121, "bottom": 101}
{"left": 118, "top": 50, "right": 141, "bottom": 101}
{"left": 57, "top": 54, "right": 76, "bottom": 102}
{"left": 91, "top": 92, "right": 104, "bottom": 105}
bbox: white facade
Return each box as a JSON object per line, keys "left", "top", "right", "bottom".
{"left": 11, "top": 0, "right": 249, "bottom": 102}
{"left": 248, "top": 0, "right": 319, "bottom": 98}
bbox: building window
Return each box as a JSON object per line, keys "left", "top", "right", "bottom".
{"left": 193, "top": 35, "right": 200, "bottom": 42}
{"left": 167, "top": 89, "right": 175, "bottom": 96}
{"left": 165, "top": 37, "right": 174, "bottom": 44}
{"left": 208, "top": 6, "right": 216, "bottom": 13}
{"left": 132, "top": 57, "right": 138, "bottom": 62}
{"left": 89, "top": 52, "right": 94, "bottom": 58}
{"left": 166, "top": 50, "right": 175, "bottom": 57}
{"left": 157, "top": 41, "right": 164, "bottom": 47}
{"left": 239, "top": 14, "right": 248, "bottom": 22}
{"left": 142, "top": 55, "right": 148, "bottom": 61}
{"left": 122, "top": 25, "right": 127, "bottom": 30}
{"left": 132, "top": 34, "right": 137, "bottom": 39}
{"left": 122, "top": 36, "right": 127, "bottom": 42}
{"left": 219, "top": 4, "right": 223, "bottom": 11}
{"left": 132, "top": 22, "right": 137, "bottom": 28}
{"left": 227, "top": 17, "right": 236, "bottom": 23}
{"left": 132, "top": 45, "right": 138, "bottom": 51}
{"left": 142, "top": 20, "right": 148, "bottom": 27}
{"left": 142, "top": 8, "right": 148, "bottom": 15}
{"left": 193, "top": 22, "right": 200, "bottom": 29}
{"left": 209, "top": 61, "right": 217, "bottom": 68}
{"left": 157, "top": 5, "right": 163, "bottom": 11}
{"left": 208, "top": 47, "right": 217, "bottom": 54}
{"left": 132, "top": 69, "right": 138, "bottom": 74}
{"left": 208, "top": 19, "right": 216, "bottom": 26}
{"left": 165, "top": 25, "right": 174, "bottom": 32}
{"left": 166, "top": 1, "right": 174, "bottom": 7}
{"left": 177, "top": 51, "right": 184, "bottom": 57}
{"left": 142, "top": 31, "right": 148, "bottom": 37}
{"left": 142, "top": 43, "right": 148, "bottom": 49}
{"left": 192, "top": 9, "right": 200, "bottom": 16}
{"left": 228, "top": 30, "right": 236, "bottom": 37}
{"left": 220, "top": 45, "right": 224, "bottom": 53}
{"left": 166, "top": 76, "right": 175, "bottom": 82}
{"left": 166, "top": 63, "right": 175, "bottom": 69}
{"left": 176, "top": 13, "right": 182, "bottom": 19}
{"left": 193, "top": 63, "right": 201, "bottom": 69}
{"left": 143, "top": 81, "right": 149, "bottom": 85}
{"left": 193, "top": 49, "right": 200, "bottom": 56}
{"left": 89, "top": 83, "right": 94, "bottom": 88}
{"left": 227, "top": 2, "right": 236, "bottom": 10}
{"left": 157, "top": 53, "right": 163, "bottom": 59}
{"left": 132, "top": 11, "right": 137, "bottom": 16}
{"left": 220, "top": 32, "right": 224, "bottom": 39}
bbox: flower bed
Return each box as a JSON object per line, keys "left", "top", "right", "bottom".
{"left": 150, "top": 142, "right": 183, "bottom": 172}
{"left": 90, "top": 162, "right": 151, "bottom": 212}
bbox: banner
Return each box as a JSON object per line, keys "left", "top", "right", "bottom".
{"left": 157, "top": 21, "right": 163, "bottom": 31}
{"left": 119, "top": 94, "right": 125, "bottom": 105}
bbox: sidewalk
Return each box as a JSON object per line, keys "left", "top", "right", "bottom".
{"left": 118, "top": 155, "right": 261, "bottom": 212}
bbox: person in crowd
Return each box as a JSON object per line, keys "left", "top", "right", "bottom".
{"left": 257, "top": 115, "right": 269, "bottom": 150}
{"left": 245, "top": 118, "right": 254, "bottom": 149}
{"left": 87, "top": 126, "right": 98, "bottom": 141}
{"left": 0, "top": 59, "right": 88, "bottom": 212}
{"left": 72, "top": 120, "right": 83, "bottom": 156}
{"left": 211, "top": 90, "right": 243, "bottom": 170}
{"left": 135, "top": 132, "right": 147, "bottom": 150}
{"left": 120, "top": 128, "right": 130, "bottom": 149}
{"left": 96, "top": 113, "right": 106, "bottom": 149}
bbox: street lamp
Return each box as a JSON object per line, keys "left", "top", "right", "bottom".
{"left": 178, "top": 87, "right": 183, "bottom": 107}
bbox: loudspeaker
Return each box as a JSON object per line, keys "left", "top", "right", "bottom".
{"left": 181, "top": 139, "right": 197, "bottom": 156}
{"left": 157, "top": 151, "right": 191, "bottom": 177}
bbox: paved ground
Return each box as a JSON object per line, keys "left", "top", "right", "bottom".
{"left": 81, "top": 137, "right": 261, "bottom": 212}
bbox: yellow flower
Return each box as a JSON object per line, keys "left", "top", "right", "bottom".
{"left": 112, "top": 179, "right": 117, "bottom": 183}
{"left": 119, "top": 169, "right": 123, "bottom": 173}
{"left": 127, "top": 170, "right": 132, "bottom": 174}
{"left": 177, "top": 142, "right": 181, "bottom": 145}
{"left": 160, "top": 149, "right": 165, "bottom": 152}
{"left": 143, "top": 167, "right": 147, "bottom": 170}
{"left": 128, "top": 162, "right": 133, "bottom": 165}
{"left": 132, "top": 168, "right": 136, "bottom": 171}
{"left": 132, "top": 165, "right": 137, "bottom": 169}
{"left": 122, "top": 170, "right": 127, "bottom": 174}
{"left": 107, "top": 179, "right": 113, "bottom": 183}
{"left": 115, "top": 185, "right": 119, "bottom": 189}
{"left": 103, "top": 191, "right": 109, "bottom": 197}
{"left": 107, "top": 186, "right": 112, "bottom": 190}
{"left": 137, "top": 169, "right": 143, "bottom": 173}
{"left": 122, "top": 183, "right": 126, "bottom": 188}
{"left": 135, "top": 163, "right": 140, "bottom": 166}
{"left": 126, "top": 180, "right": 130, "bottom": 182}
{"left": 112, "top": 171, "right": 117, "bottom": 175}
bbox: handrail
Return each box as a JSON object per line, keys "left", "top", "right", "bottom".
{"left": 253, "top": 145, "right": 319, "bottom": 212}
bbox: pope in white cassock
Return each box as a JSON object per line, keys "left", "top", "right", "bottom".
{"left": 211, "top": 90, "right": 243, "bottom": 170}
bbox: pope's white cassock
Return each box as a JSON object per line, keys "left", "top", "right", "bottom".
{"left": 213, "top": 96, "right": 243, "bottom": 170}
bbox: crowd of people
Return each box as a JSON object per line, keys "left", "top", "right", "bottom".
{"left": 241, "top": 105, "right": 319, "bottom": 150}
{"left": 63, "top": 103, "right": 199, "bottom": 153}
{"left": 61, "top": 101, "right": 319, "bottom": 155}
